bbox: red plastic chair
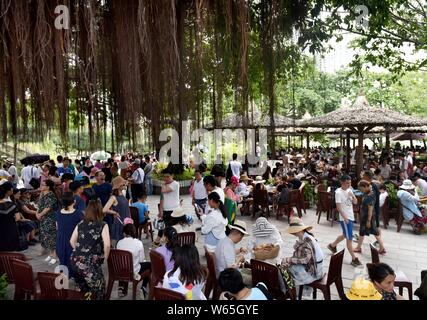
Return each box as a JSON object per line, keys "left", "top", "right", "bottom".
{"left": 130, "top": 206, "right": 154, "bottom": 241}
{"left": 37, "top": 272, "right": 86, "bottom": 300}
{"left": 204, "top": 250, "right": 220, "bottom": 300}
{"left": 251, "top": 259, "right": 295, "bottom": 300}
{"left": 298, "top": 249, "right": 345, "bottom": 300}
{"left": 0, "top": 252, "right": 26, "bottom": 284}
{"left": 148, "top": 249, "right": 166, "bottom": 300}
{"left": 106, "top": 249, "right": 150, "bottom": 300}
{"left": 177, "top": 232, "right": 196, "bottom": 246}
{"left": 11, "top": 258, "right": 37, "bottom": 300}
{"left": 153, "top": 287, "right": 185, "bottom": 300}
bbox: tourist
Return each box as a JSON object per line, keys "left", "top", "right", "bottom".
{"left": 111, "top": 162, "right": 119, "bottom": 180}
{"left": 61, "top": 172, "right": 74, "bottom": 194}
{"left": 218, "top": 268, "right": 270, "bottom": 300}
{"left": 346, "top": 277, "right": 382, "bottom": 300}
{"left": 215, "top": 220, "right": 249, "bottom": 276}
{"left": 118, "top": 155, "right": 129, "bottom": 173}
{"left": 155, "top": 226, "right": 179, "bottom": 272}
{"left": 367, "top": 263, "right": 404, "bottom": 300}
{"left": 201, "top": 192, "right": 228, "bottom": 253}
{"left": 82, "top": 158, "right": 94, "bottom": 176}
{"left": 287, "top": 172, "right": 302, "bottom": 190}
{"left": 56, "top": 192, "right": 84, "bottom": 275}
{"left": 69, "top": 181, "right": 86, "bottom": 212}
{"left": 57, "top": 158, "right": 74, "bottom": 177}
{"left": 39, "top": 164, "right": 50, "bottom": 186}
{"left": 412, "top": 173, "right": 427, "bottom": 197}
{"left": 37, "top": 179, "right": 59, "bottom": 265}
{"left": 236, "top": 174, "right": 250, "bottom": 198}
{"left": 157, "top": 168, "right": 180, "bottom": 240}
{"left": 93, "top": 171, "right": 113, "bottom": 228}
{"left": 48, "top": 165, "right": 61, "bottom": 186}
{"left": 354, "top": 180, "right": 386, "bottom": 254}
{"left": 103, "top": 176, "right": 130, "bottom": 246}
{"left": 169, "top": 207, "right": 193, "bottom": 233}
{"left": 131, "top": 192, "right": 151, "bottom": 238}
{"left": 162, "top": 244, "right": 207, "bottom": 300}
{"left": 70, "top": 197, "right": 110, "bottom": 300}
{"left": 144, "top": 155, "right": 154, "bottom": 196}
{"left": 327, "top": 175, "right": 361, "bottom": 267}
{"left": 224, "top": 176, "right": 240, "bottom": 202}
{"left": 361, "top": 170, "right": 382, "bottom": 231}
{"left": 0, "top": 182, "right": 19, "bottom": 251}
{"left": 21, "top": 160, "right": 40, "bottom": 189}
{"left": 117, "top": 223, "right": 151, "bottom": 298}
{"left": 406, "top": 151, "right": 414, "bottom": 177}
{"left": 397, "top": 179, "right": 427, "bottom": 234}
{"left": 379, "top": 184, "right": 389, "bottom": 208}
{"left": 192, "top": 170, "right": 208, "bottom": 216}
{"left": 203, "top": 175, "right": 225, "bottom": 214}
{"left": 248, "top": 217, "right": 283, "bottom": 265}
{"left": 101, "top": 161, "right": 113, "bottom": 183}
{"left": 128, "top": 158, "right": 145, "bottom": 203}
{"left": 229, "top": 153, "right": 243, "bottom": 178}
{"left": 281, "top": 217, "right": 324, "bottom": 294}
{"left": 5, "top": 159, "right": 19, "bottom": 187}
{"left": 379, "top": 158, "right": 392, "bottom": 180}
{"left": 13, "top": 189, "right": 37, "bottom": 246}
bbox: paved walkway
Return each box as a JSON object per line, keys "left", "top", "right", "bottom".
{"left": 14, "top": 195, "right": 425, "bottom": 300}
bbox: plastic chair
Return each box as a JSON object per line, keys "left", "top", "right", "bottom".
{"left": 11, "top": 258, "right": 37, "bottom": 300}
{"left": 106, "top": 249, "right": 150, "bottom": 300}
{"left": 148, "top": 249, "right": 166, "bottom": 300}
{"left": 381, "top": 196, "right": 390, "bottom": 229}
{"left": 204, "top": 250, "right": 220, "bottom": 300}
{"left": 396, "top": 200, "right": 404, "bottom": 233}
{"left": 317, "top": 191, "right": 337, "bottom": 227}
{"left": 252, "top": 189, "right": 270, "bottom": 218}
{"left": 276, "top": 189, "right": 302, "bottom": 223}
{"left": 130, "top": 206, "right": 154, "bottom": 241}
{"left": 153, "top": 287, "right": 186, "bottom": 300}
{"left": 251, "top": 259, "right": 295, "bottom": 300}
{"left": 37, "top": 272, "right": 87, "bottom": 300}
{"left": 369, "top": 244, "right": 412, "bottom": 300}
{"left": 298, "top": 249, "right": 345, "bottom": 300}
{"left": 0, "top": 252, "right": 26, "bottom": 284}
{"left": 177, "top": 232, "right": 196, "bottom": 246}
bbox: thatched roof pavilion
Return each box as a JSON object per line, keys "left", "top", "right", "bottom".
{"left": 298, "top": 94, "right": 427, "bottom": 175}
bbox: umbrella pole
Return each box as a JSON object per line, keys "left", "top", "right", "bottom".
{"left": 385, "top": 128, "right": 390, "bottom": 152}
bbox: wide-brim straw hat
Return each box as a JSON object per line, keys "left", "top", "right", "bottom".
{"left": 253, "top": 176, "right": 265, "bottom": 184}
{"left": 228, "top": 220, "right": 249, "bottom": 235}
{"left": 346, "top": 278, "right": 382, "bottom": 300}
{"left": 400, "top": 179, "right": 415, "bottom": 190}
{"left": 112, "top": 176, "right": 126, "bottom": 190}
{"left": 240, "top": 174, "right": 249, "bottom": 181}
{"left": 171, "top": 207, "right": 186, "bottom": 218}
{"left": 286, "top": 217, "right": 313, "bottom": 234}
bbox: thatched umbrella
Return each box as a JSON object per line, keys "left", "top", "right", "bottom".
{"left": 298, "top": 94, "right": 427, "bottom": 176}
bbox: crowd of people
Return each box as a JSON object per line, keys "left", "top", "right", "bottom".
{"left": 0, "top": 145, "right": 426, "bottom": 301}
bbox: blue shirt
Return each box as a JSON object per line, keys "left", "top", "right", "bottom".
{"left": 57, "top": 166, "right": 74, "bottom": 176}
{"left": 92, "top": 183, "right": 112, "bottom": 206}
{"left": 397, "top": 190, "right": 422, "bottom": 221}
{"left": 132, "top": 202, "right": 149, "bottom": 224}
{"left": 74, "top": 195, "right": 86, "bottom": 213}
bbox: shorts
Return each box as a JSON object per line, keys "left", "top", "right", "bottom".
{"left": 339, "top": 220, "right": 354, "bottom": 240}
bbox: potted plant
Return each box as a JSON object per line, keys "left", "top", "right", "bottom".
{"left": 302, "top": 181, "right": 315, "bottom": 209}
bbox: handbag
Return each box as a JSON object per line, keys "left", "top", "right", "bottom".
{"left": 153, "top": 218, "right": 165, "bottom": 231}
{"left": 253, "top": 244, "right": 280, "bottom": 261}
{"left": 277, "top": 264, "right": 295, "bottom": 291}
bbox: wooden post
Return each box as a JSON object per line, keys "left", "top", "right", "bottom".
{"left": 385, "top": 128, "right": 390, "bottom": 152}
{"left": 346, "top": 132, "right": 351, "bottom": 173}
{"left": 356, "top": 128, "right": 364, "bottom": 178}
{"left": 306, "top": 134, "right": 309, "bottom": 157}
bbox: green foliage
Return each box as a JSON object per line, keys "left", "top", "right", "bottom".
{"left": 0, "top": 273, "right": 8, "bottom": 300}
{"left": 384, "top": 182, "right": 398, "bottom": 208}
{"left": 302, "top": 181, "right": 316, "bottom": 205}
{"left": 153, "top": 166, "right": 195, "bottom": 181}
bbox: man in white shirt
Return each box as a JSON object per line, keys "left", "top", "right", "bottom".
{"left": 203, "top": 175, "right": 225, "bottom": 214}
{"left": 215, "top": 220, "right": 249, "bottom": 277}
{"left": 129, "top": 159, "right": 145, "bottom": 203}
{"left": 229, "top": 153, "right": 242, "bottom": 178}
{"left": 412, "top": 173, "right": 427, "bottom": 197}
{"left": 327, "top": 175, "right": 361, "bottom": 267}
{"left": 5, "top": 159, "right": 19, "bottom": 186}
{"left": 192, "top": 170, "right": 208, "bottom": 216}
{"left": 158, "top": 168, "right": 180, "bottom": 234}
{"left": 20, "top": 161, "right": 40, "bottom": 189}
{"left": 378, "top": 159, "right": 392, "bottom": 180}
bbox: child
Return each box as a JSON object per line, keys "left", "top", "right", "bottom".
{"left": 131, "top": 192, "right": 151, "bottom": 239}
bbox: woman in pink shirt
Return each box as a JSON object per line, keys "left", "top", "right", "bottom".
{"left": 224, "top": 176, "right": 240, "bottom": 202}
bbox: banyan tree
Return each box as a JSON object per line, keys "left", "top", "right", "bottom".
{"left": 0, "top": 0, "right": 332, "bottom": 156}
